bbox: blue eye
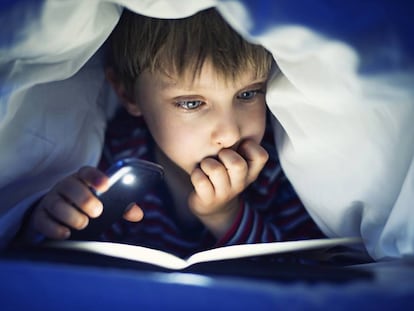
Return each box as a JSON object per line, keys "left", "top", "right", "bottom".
{"left": 176, "top": 100, "right": 203, "bottom": 110}
{"left": 237, "top": 89, "right": 264, "bottom": 100}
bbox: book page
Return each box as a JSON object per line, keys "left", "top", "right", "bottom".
{"left": 46, "top": 237, "right": 362, "bottom": 270}
{"left": 47, "top": 241, "right": 189, "bottom": 270}
{"left": 187, "top": 237, "right": 362, "bottom": 266}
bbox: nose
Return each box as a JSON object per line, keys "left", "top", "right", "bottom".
{"left": 211, "top": 113, "right": 241, "bottom": 148}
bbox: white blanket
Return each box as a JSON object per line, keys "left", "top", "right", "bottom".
{"left": 1, "top": 0, "right": 413, "bottom": 260}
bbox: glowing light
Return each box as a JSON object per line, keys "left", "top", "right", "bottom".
{"left": 122, "top": 173, "right": 136, "bottom": 185}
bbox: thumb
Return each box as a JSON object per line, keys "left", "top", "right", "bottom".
{"left": 123, "top": 203, "right": 144, "bottom": 222}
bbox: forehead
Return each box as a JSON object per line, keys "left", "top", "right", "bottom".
{"left": 139, "top": 62, "right": 266, "bottom": 92}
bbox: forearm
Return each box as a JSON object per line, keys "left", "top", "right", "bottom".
{"left": 195, "top": 197, "right": 240, "bottom": 240}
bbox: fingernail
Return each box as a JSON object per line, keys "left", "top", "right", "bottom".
{"left": 93, "top": 204, "right": 103, "bottom": 218}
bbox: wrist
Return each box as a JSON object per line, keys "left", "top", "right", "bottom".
{"left": 196, "top": 198, "right": 240, "bottom": 240}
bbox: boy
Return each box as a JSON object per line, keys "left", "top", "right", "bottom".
{"left": 18, "top": 8, "right": 324, "bottom": 256}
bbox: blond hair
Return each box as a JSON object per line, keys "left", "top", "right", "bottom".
{"left": 108, "top": 8, "right": 273, "bottom": 90}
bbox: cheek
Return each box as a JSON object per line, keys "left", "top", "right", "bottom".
{"left": 149, "top": 121, "right": 203, "bottom": 172}
{"left": 241, "top": 104, "right": 267, "bottom": 143}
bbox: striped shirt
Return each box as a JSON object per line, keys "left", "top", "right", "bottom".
{"left": 99, "top": 108, "right": 325, "bottom": 258}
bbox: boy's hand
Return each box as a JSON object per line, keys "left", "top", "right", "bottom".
{"left": 26, "top": 166, "right": 144, "bottom": 241}
{"left": 29, "top": 166, "right": 109, "bottom": 240}
{"left": 188, "top": 139, "right": 268, "bottom": 238}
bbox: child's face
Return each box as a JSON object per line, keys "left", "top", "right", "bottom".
{"left": 131, "top": 61, "right": 267, "bottom": 175}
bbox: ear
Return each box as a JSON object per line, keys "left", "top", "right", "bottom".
{"left": 105, "top": 67, "right": 141, "bottom": 116}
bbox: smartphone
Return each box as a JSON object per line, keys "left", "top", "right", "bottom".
{"left": 69, "top": 158, "right": 164, "bottom": 241}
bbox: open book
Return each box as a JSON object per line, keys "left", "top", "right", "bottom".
{"left": 45, "top": 237, "right": 362, "bottom": 270}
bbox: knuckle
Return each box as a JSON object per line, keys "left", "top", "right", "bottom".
{"left": 254, "top": 145, "right": 269, "bottom": 162}
{"left": 194, "top": 177, "right": 210, "bottom": 189}
{"left": 258, "top": 149, "right": 269, "bottom": 163}
{"left": 230, "top": 157, "right": 247, "bottom": 172}
{"left": 201, "top": 158, "right": 215, "bottom": 168}
{"left": 204, "top": 160, "right": 225, "bottom": 176}
{"left": 220, "top": 148, "right": 251, "bottom": 174}
{"left": 44, "top": 197, "right": 63, "bottom": 216}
